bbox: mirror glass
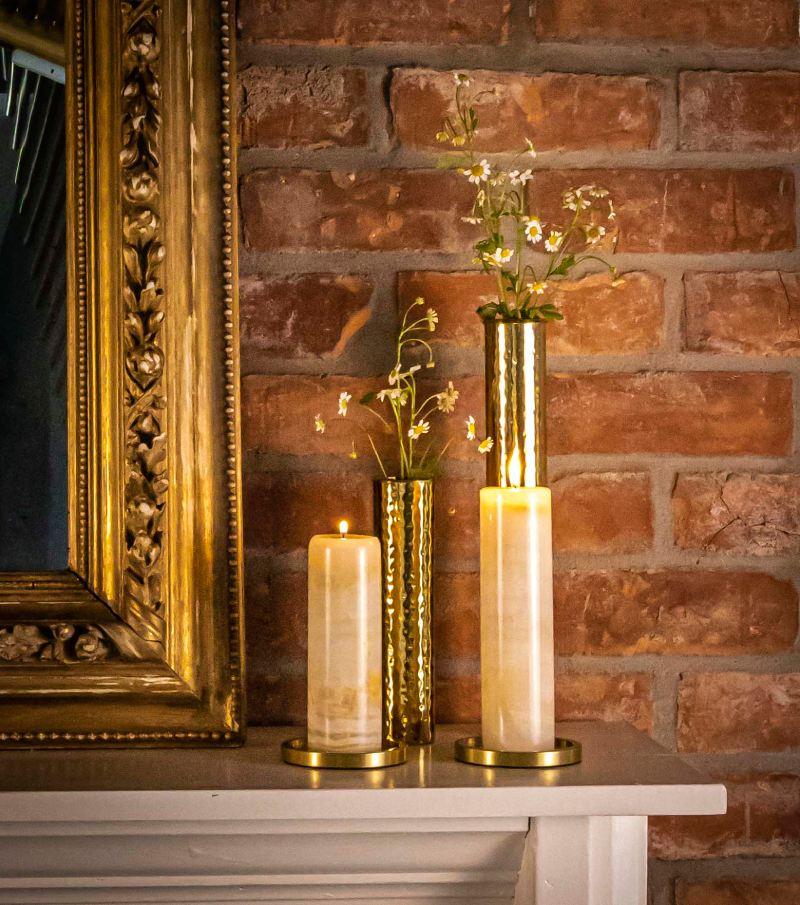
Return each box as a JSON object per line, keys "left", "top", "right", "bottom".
{"left": 0, "top": 44, "right": 67, "bottom": 571}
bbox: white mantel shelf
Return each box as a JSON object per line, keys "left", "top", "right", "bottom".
{"left": 0, "top": 722, "right": 725, "bottom": 905}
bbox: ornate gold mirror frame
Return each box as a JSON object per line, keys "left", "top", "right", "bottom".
{"left": 0, "top": 0, "right": 244, "bottom": 746}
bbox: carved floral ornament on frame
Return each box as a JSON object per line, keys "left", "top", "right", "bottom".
{"left": 0, "top": 0, "right": 245, "bottom": 746}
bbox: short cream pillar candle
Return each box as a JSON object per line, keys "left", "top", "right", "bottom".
{"left": 307, "top": 521, "right": 383, "bottom": 753}
{"left": 480, "top": 458, "right": 555, "bottom": 752}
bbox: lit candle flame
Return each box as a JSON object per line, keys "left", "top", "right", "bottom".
{"left": 508, "top": 448, "right": 522, "bottom": 488}
{"left": 338, "top": 519, "right": 349, "bottom": 537}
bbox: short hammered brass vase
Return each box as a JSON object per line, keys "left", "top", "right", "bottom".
{"left": 484, "top": 319, "right": 547, "bottom": 487}
{"left": 377, "top": 478, "right": 434, "bottom": 746}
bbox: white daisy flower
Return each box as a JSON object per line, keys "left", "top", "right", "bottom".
{"left": 478, "top": 436, "right": 494, "bottom": 454}
{"left": 466, "top": 415, "right": 477, "bottom": 441}
{"left": 524, "top": 217, "right": 543, "bottom": 243}
{"left": 337, "top": 391, "right": 352, "bottom": 416}
{"left": 487, "top": 247, "right": 514, "bottom": 266}
{"left": 584, "top": 224, "right": 606, "bottom": 244}
{"left": 454, "top": 72, "right": 470, "bottom": 86}
{"left": 388, "top": 364, "right": 421, "bottom": 385}
{"left": 408, "top": 420, "right": 430, "bottom": 440}
{"left": 509, "top": 168, "right": 533, "bottom": 185}
{"left": 426, "top": 308, "right": 439, "bottom": 331}
{"left": 461, "top": 160, "right": 491, "bottom": 184}
{"left": 436, "top": 381, "right": 459, "bottom": 413}
{"left": 527, "top": 281, "right": 548, "bottom": 295}
{"left": 544, "top": 231, "right": 563, "bottom": 253}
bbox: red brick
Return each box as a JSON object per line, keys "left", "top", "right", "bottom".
{"left": 243, "top": 375, "right": 388, "bottom": 459}
{"left": 678, "top": 880, "right": 800, "bottom": 905}
{"left": 673, "top": 473, "right": 800, "bottom": 556}
{"left": 245, "top": 563, "right": 307, "bottom": 662}
{"left": 244, "top": 471, "right": 374, "bottom": 552}
{"left": 556, "top": 673, "right": 653, "bottom": 732}
{"left": 241, "top": 169, "right": 474, "bottom": 252}
{"left": 238, "top": 0, "right": 510, "bottom": 46}
{"left": 435, "top": 572, "right": 479, "bottom": 660}
{"left": 555, "top": 570, "right": 798, "bottom": 656}
{"left": 551, "top": 472, "right": 653, "bottom": 553}
{"left": 531, "top": 169, "right": 795, "bottom": 254}
{"left": 398, "top": 271, "right": 664, "bottom": 355}
{"left": 244, "top": 374, "right": 482, "bottom": 468}
{"left": 678, "top": 673, "right": 800, "bottom": 753}
{"left": 239, "top": 66, "right": 369, "bottom": 149}
{"left": 680, "top": 71, "right": 800, "bottom": 152}
{"left": 436, "top": 673, "right": 480, "bottom": 722}
{"left": 549, "top": 372, "right": 792, "bottom": 456}
{"left": 248, "top": 672, "right": 307, "bottom": 726}
{"left": 434, "top": 471, "right": 653, "bottom": 564}
{"left": 391, "top": 69, "right": 662, "bottom": 152}
{"left": 435, "top": 475, "right": 482, "bottom": 567}
{"left": 435, "top": 672, "right": 653, "bottom": 728}
{"left": 534, "top": 0, "right": 799, "bottom": 47}
{"left": 652, "top": 773, "right": 800, "bottom": 860}
{"left": 684, "top": 271, "right": 800, "bottom": 356}
{"left": 240, "top": 274, "right": 373, "bottom": 359}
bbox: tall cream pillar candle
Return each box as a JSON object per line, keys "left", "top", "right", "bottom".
{"left": 307, "top": 521, "right": 383, "bottom": 753}
{"left": 480, "top": 456, "right": 555, "bottom": 752}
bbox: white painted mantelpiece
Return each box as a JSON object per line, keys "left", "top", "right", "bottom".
{"left": 0, "top": 722, "right": 725, "bottom": 905}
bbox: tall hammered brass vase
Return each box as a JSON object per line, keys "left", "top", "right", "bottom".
{"left": 484, "top": 319, "right": 547, "bottom": 487}
{"left": 378, "top": 479, "right": 434, "bottom": 746}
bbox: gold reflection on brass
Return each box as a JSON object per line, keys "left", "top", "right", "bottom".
{"left": 484, "top": 320, "right": 547, "bottom": 487}
{"left": 378, "top": 479, "right": 434, "bottom": 747}
{"left": 281, "top": 737, "right": 407, "bottom": 770}
{"left": 454, "top": 736, "right": 582, "bottom": 768}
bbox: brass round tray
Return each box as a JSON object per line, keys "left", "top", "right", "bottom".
{"left": 281, "top": 737, "right": 407, "bottom": 769}
{"left": 454, "top": 736, "right": 582, "bottom": 768}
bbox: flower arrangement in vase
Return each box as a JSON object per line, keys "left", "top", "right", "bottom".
{"left": 314, "top": 299, "right": 488, "bottom": 746}
{"left": 438, "top": 72, "right": 622, "bottom": 486}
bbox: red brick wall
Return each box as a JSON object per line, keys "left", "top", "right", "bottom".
{"left": 236, "top": 2, "right": 800, "bottom": 901}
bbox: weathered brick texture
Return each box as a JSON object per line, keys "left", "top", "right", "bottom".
{"left": 678, "top": 673, "right": 800, "bottom": 753}
{"left": 555, "top": 570, "right": 798, "bottom": 656}
{"left": 391, "top": 69, "right": 663, "bottom": 151}
{"left": 534, "top": 0, "right": 799, "bottom": 47}
{"left": 238, "top": 0, "right": 511, "bottom": 45}
{"left": 684, "top": 271, "right": 800, "bottom": 356}
{"left": 679, "top": 71, "right": 800, "bottom": 152}
{"left": 238, "top": 2, "right": 800, "bottom": 896}
{"left": 548, "top": 372, "right": 792, "bottom": 456}
{"left": 241, "top": 169, "right": 475, "bottom": 252}
{"left": 673, "top": 473, "right": 800, "bottom": 556}
{"left": 398, "top": 271, "right": 665, "bottom": 355}
{"left": 651, "top": 772, "right": 800, "bottom": 859}
{"left": 531, "top": 169, "right": 796, "bottom": 254}
{"left": 239, "top": 66, "right": 370, "bottom": 149}
{"left": 677, "top": 880, "right": 800, "bottom": 905}
{"left": 240, "top": 273, "right": 373, "bottom": 359}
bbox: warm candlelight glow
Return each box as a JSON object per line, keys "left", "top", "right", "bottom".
{"left": 507, "top": 447, "right": 522, "bottom": 488}
{"left": 338, "top": 520, "right": 349, "bottom": 537}
{"left": 480, "top": 482, "right": 554, "bottom": 752}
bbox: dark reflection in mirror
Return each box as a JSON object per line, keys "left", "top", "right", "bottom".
{"left": 0, "top": 45, "right": 66, "bottom": 570}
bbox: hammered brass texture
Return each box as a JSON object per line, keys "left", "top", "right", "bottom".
{"left": 454, "top": 736, "right": 582, "bottom": 768}
{"left": 484, "top": 320, "right": 547, "bottom": 487}
{"left": 281, "top": 737, "right": 407, "bottom": 770}
{"left": 378, "top": 479, "right": 434, "bottom": 746}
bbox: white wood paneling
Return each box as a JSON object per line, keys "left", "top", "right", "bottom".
{"left": 0, "top": 723, "right": 725, "bottom": 905}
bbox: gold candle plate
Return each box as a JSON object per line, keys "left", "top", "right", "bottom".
{"left": 454, "top": 736, "right": 582, "bottom": 768}
{"left": 281, "top": 737, "right": 407, "bottom": 769}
